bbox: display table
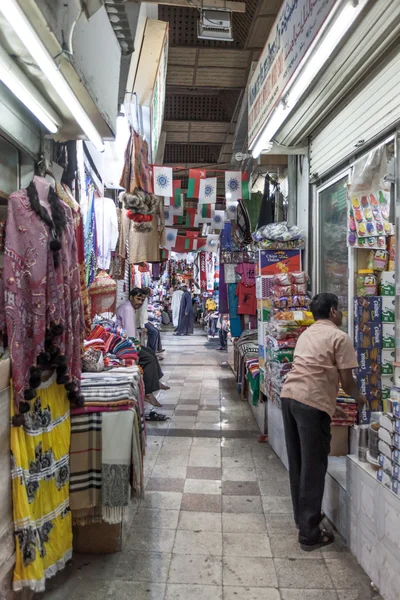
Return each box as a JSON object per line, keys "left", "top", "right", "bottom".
{"left": 69, "top": 366, "right": 145, "bottom": 553}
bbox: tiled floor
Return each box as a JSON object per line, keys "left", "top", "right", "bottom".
{"left": 44, "top": 328, "right": 381, "bottom": 600}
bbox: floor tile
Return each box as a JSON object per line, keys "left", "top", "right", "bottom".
{"left": 165, "top": 584, "right": 223, "bottom": 600}
{"left": 265, "top": 513, "right": 298, "bottom": 535}
{"left": 223, "top": 587, "right": 281, "bottom": 600}
{"left": 178, "top": 511, "right": 222, "bottom": 532}
{"left": 262, "top": 496, "right": 293, "bottom": 514}
{"left": 191, "top": 438, "right": 221, "bottom": 448}
{"left": 107, "top": 581, "right": 166, "bottom": 600}
{"left": 222, "top": 532, "right": 272, "bottom": 557}
{"left": 134, "top": 508, "right": 180, "bottom": 530}
{"left": 186, "top": 467, "right": 222, "bottom": 480}
{"left": 222, "top": 495, "right": 263, "bottom": 514}
{"left": 258, "top": 478, "right": 291, "bottom": 496}
{"left": 127, "top": 527, "right": 176, "bottom": 553}
{"left": 189, "top": 449, "right": 222, "bottom": 467}
{"left": 222, "top": 513, "right": 267, "bottom": 533}
{"left": 181, "top": 493, "right": 222, "bottom": 513}
{"left": 274, "top": 558, "right": 334, "bottom": 589}
{"left": 168, "top": 555, "right": 222, "bottom": 585}
{"left": 146, "top": 478, "right": 186, "bottom": 492}
{"left": 222, "top": 556, "right": 278, "bottom": 587}
{"left": 173, "top": 530, "right": 223, "bottom": 555}
{"left": 151, "top": 466, "right": 187, "bottom": 479}
{"left": 113, "top": 551, "right": 171, "bottom": 582}
{"left": 184, "top": 479, "right": 222, "bottom": 495}
{"left": 222, "top": 467, "right": 257, "bottom": 481}
{"left": 325, "top": 558, "right": 372, "bottom": 590}
{"left": 142, "top": 491, "right": 183, "bottom": 510}
{"left": 221, "top": 481, "right": 260, "bottom": 496}
{"left": 175, "top": 410, "right": 199, "bottom": 417}
{"left": 280, "top": 592, "right": 338, "bottom": 600}
{"left": 269, "top": 534, "right": 321, "bottom": 559}
{"left": 222, "top": 456, "right": 255, "bottom": 469}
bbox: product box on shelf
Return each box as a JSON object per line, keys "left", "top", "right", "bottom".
{"left": 257, "top": 249, "right": 301, "bottom": 276}
{"left": 380, "top": 414, "right": 396, "bottom": 433}
{"left": 354, "top": 322, "right": 382, "bottom": 349}
{"left": 255, "top": 276, "right": 274, "bottom": 299}
{"left": 379, "top": 453, "right": 393, "bottom": 471}
{"left": 378, "top": 442, "right": 400, "bottom": 465}
{"left": 379, "top": 426, "right": 393, "bottom": 447}
{"left": 356, "top": 348, "right": 382, "bottom": 375}
{"left": 257, "top": 298, "right": 272, "bottom": 321}
{"left": 383, "top": 395, "right": 400, "bottom": 416}
{"left": 257, "top": 321, "right": 268, "bottom": 346}
{"left": 381, "top": 296, "right": 395, "bottom": 322}
{"left": 392, "top": 479, "right": 400, "bottom": 495}
{"left": 354, "top": 297, "right": 382, "bottom": 323}
{"left": 382, "top": 323, "right": 395, "bottom": 349}
{"left": 392, "top": 463, "right": 400, "bottom": 482}
{"left": 258, "top": 345, "right": 266, "bottom": 369}
{"left": 380, "top": 270, "right": 395, "bottom": 296}
{"left": 259, "top": 367, "right": 266, "bottom": 395}
{"left": 382, "top": 349, "right": 395, "bottom": 375}
{"left": 382, "top": 375, "right": 395, "bottom": 400}
{"left": 357, "top": 372, "right": 381, "bottom": 412}
{"left": 377, "top": 469, "right": 392, "bottom": 487}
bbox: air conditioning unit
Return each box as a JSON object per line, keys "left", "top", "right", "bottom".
{"left": 197, "top": 9, "right": 233, "bottom": 42}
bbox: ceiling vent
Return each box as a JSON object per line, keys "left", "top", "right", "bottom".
{"left": 197, "top": 9, "right": 233, "bottom": 42}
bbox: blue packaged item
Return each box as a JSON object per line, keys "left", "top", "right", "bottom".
{"left": 354, "top": 296, "right": 382, "bottom": 323}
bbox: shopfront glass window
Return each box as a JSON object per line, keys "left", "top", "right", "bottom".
{"left": 318, "top": 176, "right": 349, "bottom": 329}
{"left": 0, "top": 135, "right": 18, "bottom": 198}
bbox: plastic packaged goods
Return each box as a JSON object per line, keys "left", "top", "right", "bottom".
{"left": 274, "top": 273, "right": 292, "bottom": 286}
{"left": 367, "top": 249, "right": 387, "bottom": 272}
{"left": 272, "top": 295, "right": 310, "bottom": 310}
{"left": 253, "top": 222, "right": 302, "bottom": 242}
{"left": 357, "top": 270, "right": 377, "bottom": 296}
{"left": 256, "top": 238, "right": 305, "bottom": 250}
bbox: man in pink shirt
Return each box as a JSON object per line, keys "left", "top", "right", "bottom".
{"left": 281, "top": 293, "right": 366, "bottom": 551}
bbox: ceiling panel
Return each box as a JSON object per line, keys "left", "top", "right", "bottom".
{"left": 164, "top": 143, "right": 222, "bottom": 164}
{"left": 164, "top": 94, "right": 232, "bottom": 121}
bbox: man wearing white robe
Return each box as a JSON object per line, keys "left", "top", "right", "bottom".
{"left": 171, "top": 287, "right": 184, "bottom": 329}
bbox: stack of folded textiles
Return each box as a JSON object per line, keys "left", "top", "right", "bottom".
{"left": 85, "top": 324, "right": 140, "bottom": 366}
{"left": 332, "top": 388, "right": 358, "bottom": 426}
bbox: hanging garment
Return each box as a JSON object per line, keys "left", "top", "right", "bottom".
{"left": 127, "top": 197, "right": 166, "bottom": 264}
{"left": 94, "top": 197, "right": 118, "bottom": 270}
{"left": 236, "top": 282, "right": 257, "bottom": 315}
{"left": 4, "top": 180, "right": 84, "bottom": 411}
{"left": 119, "top": 130, "right": 153, "bottom": 194}
{"left": 84, "top": 182, "right": 97, "bottom": 287}
{"left": 171, "top": 290, "right": 184, "bottom": 327}
{"left": 227, "top": 283, "right": 242, "bottom": 338}
{"left": 10, "top": 375, "right": 72, "bottom": 593}
{"left": 176, "top": 291, "right": 194, "bottom": 335}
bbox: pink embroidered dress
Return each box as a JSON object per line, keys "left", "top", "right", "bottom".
{"left": 4, "top": 187, "right": 84, "bottom": 411}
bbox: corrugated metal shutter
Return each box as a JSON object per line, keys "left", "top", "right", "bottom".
{"left": 309, "top": 48, "right": 400, "bottom": 179}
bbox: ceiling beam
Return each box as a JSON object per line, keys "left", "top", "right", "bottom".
{"left": 126, "top": 0, "right": 246, "bottom": 12}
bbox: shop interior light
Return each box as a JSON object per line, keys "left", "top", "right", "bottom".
{"left": 251, "top": 0, "right": 370, "bottom": 158}
{"left": 0, "top": 46, "right": 60, "bottom": 133}
{"left": 0, "top": 0, "right": 105, "bottom": 152}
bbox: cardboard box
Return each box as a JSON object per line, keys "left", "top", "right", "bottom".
{"left": 382, "top": 349, "right": 395, "bottom": 375}
{"left": 392, "top": 479, "right": 400, "bottom": 495}
{"left": 392, "top": 463, "right": 400, "bottom": 482}
{"left": 380, "top": 414, "right": 396, "bottom": 433}
{"left": 382, "top": 323, "right": 395, "bottom": 349}
{"left": 356, "top": 348, "right": 382, "bottom": 375}
{"left": 379, "top": 453, "right": 393, "bottom": 471}
{"left": 354, "top": 322, "right": 382, "bottom": 349}
{"left": 357, "top": 372, "right": 382, "bottom": 405}
{"left": 380, "top": 270, "right": 395, "bottom": 296}
{"left": 257, "top": 298, "right": 272, "bottom": 321}
{"left": 354, "top": 296, "right": 382, "bottom": 323}
{"left": 382, "top": 375, "right": 394, "bottom": 400}
{"left": 379, "top": 440, "right": 393, "bottom": 460}
{"left": 73, "top": 522, "right": 122, "bottom": 554}
{"left": 330, "top": 426, "right": 349, "bottom": 456}
{"left": 377, "top": 469, "right": 392, "bottom": 487}
{"left": 381, "top": 296, "right": 395, "bottom": 322}
{"left": 258, "top": 249, "right": 301, "bottom": 276}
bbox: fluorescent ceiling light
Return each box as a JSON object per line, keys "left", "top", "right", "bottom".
{"left": 0, "top": 0, "right": 105, "bottom": 151}
{"left": 0, "top": 46, "right": 60, "bottom": 133}
{"left": 251, "top": 0, "right": 370, "bottom": 158}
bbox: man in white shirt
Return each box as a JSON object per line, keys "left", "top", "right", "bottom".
{"left": 116, "top": 288, "right": 169, "bottom": 407}
{"left": 171, "top": 286, "right": 184, "bottom": 330}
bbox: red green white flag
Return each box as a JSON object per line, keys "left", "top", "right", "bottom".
{"left": 242, "top": 172, "right": 250, "bottom": 200}
{"left": 170, "top": 180, "right": 182, "bottom": 207}
{"left": 187, "top": 169, "right": 206, "bottom": 198}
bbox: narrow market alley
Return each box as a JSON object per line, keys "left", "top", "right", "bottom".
{"left": 43, "top": 329, "right": 379, "bottom": 600}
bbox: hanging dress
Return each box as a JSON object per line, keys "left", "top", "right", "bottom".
{"left": 10, "top": 374, "right": 72, "bottom": 592}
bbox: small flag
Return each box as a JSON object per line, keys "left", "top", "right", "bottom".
{"left": 199, "top": 177, "right": 217, "bottom": 203}
{"left": 170, "top": 202, "right": 183, "bottom": 217}
{"left": 186, "top": 231, "right": 199, "bottom": 239}
{"left": 174, "top": 207, "right": 196, "bottom": 228}
{"left": 164, "top": 207, "right": 174, "bottom": 225}
{"left": 160, "top": 248, "right": 169, "bottom": 260}
{"left": 171, "top": 180, "right": 182, "bottom": 207}
{"left": 212, "top": 210, "right": 226, "bottom": 230}
{"left": 187, "top": 169, "right": 206, "bottom": 198}
{"left": 163, "top": 196, "right": 170, "bottom": 206}
{"left": 165, "top": 227, "right": 178, "bottom": 249}
{"left": 200, "top": 204, "right": 214, "bottom": 220}
{"left": 184, "top": 237, "right": 198, "bottom": 251}
{"left": 154, "top": 166, "right": 173, "bottom": 197}
{"left": 225, "top": 170, "right": 242, "bottom": 201}
{"left": 242, "top": 172, "right": 250, "bottom": 200}
{"left": 226, "top": 199, "right": 238, "bottom": 220}
{"left": 205, "top": 234, "right": 219, "bottom": 253}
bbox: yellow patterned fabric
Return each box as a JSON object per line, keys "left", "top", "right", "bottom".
{"left": 10, "top": 375, "right": 72, "bottom": 592}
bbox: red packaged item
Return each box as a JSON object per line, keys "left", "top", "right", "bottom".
{"left": 291, "top": 271, "right": 308, "bottom": 284}
{"left": 274, "top": 273, "right": 292, "bottom": 286}
{"left": 292, "top": 283, "right": 307, "bottom": 295}
{"left": 272, "top": 285, "right": 292, "bottom": 297}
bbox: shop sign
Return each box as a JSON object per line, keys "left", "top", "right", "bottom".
{"left": 248, "top": 0, "right": 336, "bottom": 147}
{"left": 151, "top": 31, "right": 168, "bottom": 162}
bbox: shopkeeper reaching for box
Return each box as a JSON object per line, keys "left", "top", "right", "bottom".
{"left": 116, "top": 288, "right": 170, "bottom": 407}
{"left": 280, "top": 293, "right": 366, "bottom": 552}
